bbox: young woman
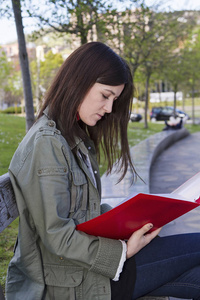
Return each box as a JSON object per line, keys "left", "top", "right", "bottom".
{"left": 6, "top": 42, "right": 200, "bottom": 300}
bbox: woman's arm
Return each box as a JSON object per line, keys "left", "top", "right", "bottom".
{"left": 10, "top": 132, "right": 123, "bottom": 279}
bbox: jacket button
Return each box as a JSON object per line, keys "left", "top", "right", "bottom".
{"left": 48, "top": 121, "right": 55, "bottom": 127}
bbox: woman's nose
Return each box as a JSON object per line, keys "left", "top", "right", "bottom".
{"left": 103, "top": 100, "right": 114, "bottom": 113}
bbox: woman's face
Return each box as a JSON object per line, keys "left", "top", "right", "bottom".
{"left": 78, "top": 83, "right": 124, "bottom": 126}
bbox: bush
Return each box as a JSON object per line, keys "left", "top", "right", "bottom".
{"left": 0, "top": 106, "right": 38, "bottom": 114}
{"left": 0, "top": 106, "right": 22, "bottom": 114}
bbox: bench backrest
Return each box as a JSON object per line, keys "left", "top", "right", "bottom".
{"left": 0, "top": 173, "right": 18, "bottom": 299}
{"left": 0, "top": 173, "right": 18, "bottom": 233}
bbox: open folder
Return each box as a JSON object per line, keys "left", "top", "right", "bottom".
{"left": 77, "top": 172, "right": 200, "bottom": 240}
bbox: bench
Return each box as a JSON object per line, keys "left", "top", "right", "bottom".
{"left": 0, "top": 127, "right": 190, "bottom": 299}
{"left": 0, "top": 173, "right": 18, "bottom": 233}
{"left": 0, "top": 173, "right": 18, "bottom": 299}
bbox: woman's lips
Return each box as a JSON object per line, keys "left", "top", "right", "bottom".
{"left": 97, "top": 114, "right": 103, "bottom": 119}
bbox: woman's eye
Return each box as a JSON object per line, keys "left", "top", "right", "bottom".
{"left": 103, "top": 94, "right": 109, "bottom": 99}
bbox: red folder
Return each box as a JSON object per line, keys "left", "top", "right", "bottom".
{"left": 77, "top": 173, "right": 200, "bottom": 240}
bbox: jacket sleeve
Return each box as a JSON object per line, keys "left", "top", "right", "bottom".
{"left": 10, "top": 132, "right": 123, "bottom": 279}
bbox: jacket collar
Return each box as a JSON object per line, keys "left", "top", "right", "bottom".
{"left": 43, "top": 106, "right": 90, "bottom": 155}
{"left": 43, "top": 107, "right": 50, "bottom": 119}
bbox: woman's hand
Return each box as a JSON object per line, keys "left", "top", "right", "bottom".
{"left": 126, "top": 223, "right": 162, "bottom": 259}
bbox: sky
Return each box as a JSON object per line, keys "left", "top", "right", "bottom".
{"left": 0, "top": 0, "right": 200, "bottom": 45}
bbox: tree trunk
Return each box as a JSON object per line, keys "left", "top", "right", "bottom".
{"left": 192, "top": 86, "right": 195, "bottom": 125}
{"left": 11, "top": 0, "right": 35, "bottom": 131}
{"left": 77, "top": 0, "right": 88, "bottom": 45}
{"left": 182, "top": 91, "right": 185, "bottom": 112}
{"left": 144, "top": 74, "right": 150, "bottom": 129}
{"left": 173, "top": 83, "right": 177, "bottom": 117}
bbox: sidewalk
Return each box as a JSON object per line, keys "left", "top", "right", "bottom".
{"left": 101, "top": 130, "right": 200, "bottom": 300}
{"left": 150, "top": 132, "right": 200, "bottom": 237}
{"left": 150, "top": 132, "right": 200, "bottom": 195}
{"left": 150, "top": 131, "right": 200, "bottom": 300}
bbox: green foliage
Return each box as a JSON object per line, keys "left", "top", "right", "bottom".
{"left": 4, "top": 71, "right": 23, "bottom": 105}
{"left": 181, "top": 28, "right": 200, "bottom": 95}
{"left": 0, "top": 114, "right": 26, "bottom": 175}
{"left": 40, "top": 50, "right": 64, "bottom": 90}
{"left": 30, "top": 50, "right": 64, "bottom": 100}
{"left": 0, "top": 219, "right": 19, "bottom": 292}
{"left": 0, "top": 106, "right": 22, "bottom": 114}
{"left": 0, "top": 0, "right": 13, "bottom": 18}
{"left": 0, "top": 49, "right": 13, "bottom": 90}
{"left": 25, "top": 0, "right": 112, "bottom": 45}
{"left": 0, "top": 114, "right": 26, "bottom": 292}
{"left": 0, "top": 48, "right": 23, "bottom": 107}
{"left": 120, "top": 6, "right": 198, "bottom": 128}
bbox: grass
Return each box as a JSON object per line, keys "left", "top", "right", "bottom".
{"left": 0, "top": 114, "right": 25, "bottom": 292}
{"left": 0, "top": 113, "right": 200, "bottom": 293}
{"left": 0, "top": 219, "right": 19, "bottom": 291}
{"left": 0, "top": 114, "right": 26, "bottom": 175}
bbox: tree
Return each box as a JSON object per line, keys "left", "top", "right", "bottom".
{"left": 4, "top": 73, "right": 23, "bottom": 108}
{"left": 163, "top": 53, "right": 185, "bottom": 115}
{"left": 181, "top": 29, "right": 200, "bottom": 124}
{"left": 0, "top": 49, "right": 13, "bottom": 109}
{"left": 30, "top": 50, "right": 64, "bottom": 109}
{"left": 26, "top": 0, "right": 116, "bottom": 45}
{"left": 0, "top": 49, "right": 13, "bottom": 90}
{"left": 11, "top": 0, "right": 35, "bottom": 130}
{"left": 156, "top": 12, "right": 197, "bottom": 118}
{"left": 0, "top": 48, "right": 24, "bottom": 110}
{"left": 121, "top": 4, "right": 197, "bottom": 128}
{"left": 121, "top": 7, "right": 174, "bottom": 127}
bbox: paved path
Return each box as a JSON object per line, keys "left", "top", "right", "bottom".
{"left": 150, "top": 132, "right": 200, "bottom": 194}
{"left": 149, "top": 131, "right": 200, "bottom": 300}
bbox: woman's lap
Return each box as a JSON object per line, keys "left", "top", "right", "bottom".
{"left": 132, "top": 233, "right": 200, "bottom": 299}
{"left": 148, "top": 265, "right": 200, "bottom": 299}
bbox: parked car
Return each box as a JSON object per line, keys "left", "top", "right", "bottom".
{"left": 150, "top": 106, "right": 190, "bottom": 121}
{"left": 130, "top": 112, "right": 142, "bottom": 122}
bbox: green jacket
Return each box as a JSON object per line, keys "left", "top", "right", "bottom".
{"left": 6, "top": 112, "right": 123, "bottom": 300}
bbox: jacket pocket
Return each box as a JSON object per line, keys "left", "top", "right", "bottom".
{"left": 71, "top": 170, "right": 87, "bottom": 186}
{"left": 70, "top": 170, "right": 88, "bottom": 221}
{"left": 43, "top": 264, "right": 83, "bottom": 288}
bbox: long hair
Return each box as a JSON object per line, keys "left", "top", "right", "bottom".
{"left": 38, "top": 42, "right": 136, "bottom": 182}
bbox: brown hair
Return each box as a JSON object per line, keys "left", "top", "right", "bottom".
{"left": 38, "top": 42, "right": 136, "bottom": 181}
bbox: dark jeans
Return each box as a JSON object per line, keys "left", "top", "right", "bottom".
{"left": 132, "top": 233, "right": 200, "bottom": 299}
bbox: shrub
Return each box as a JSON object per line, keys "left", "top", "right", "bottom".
{"left": 0, "top": 106, "right": 22, "bottom": 114}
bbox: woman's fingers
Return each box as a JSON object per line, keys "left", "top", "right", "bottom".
{"left": 126, "top": 223, "right": 162, "bottom": 259}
